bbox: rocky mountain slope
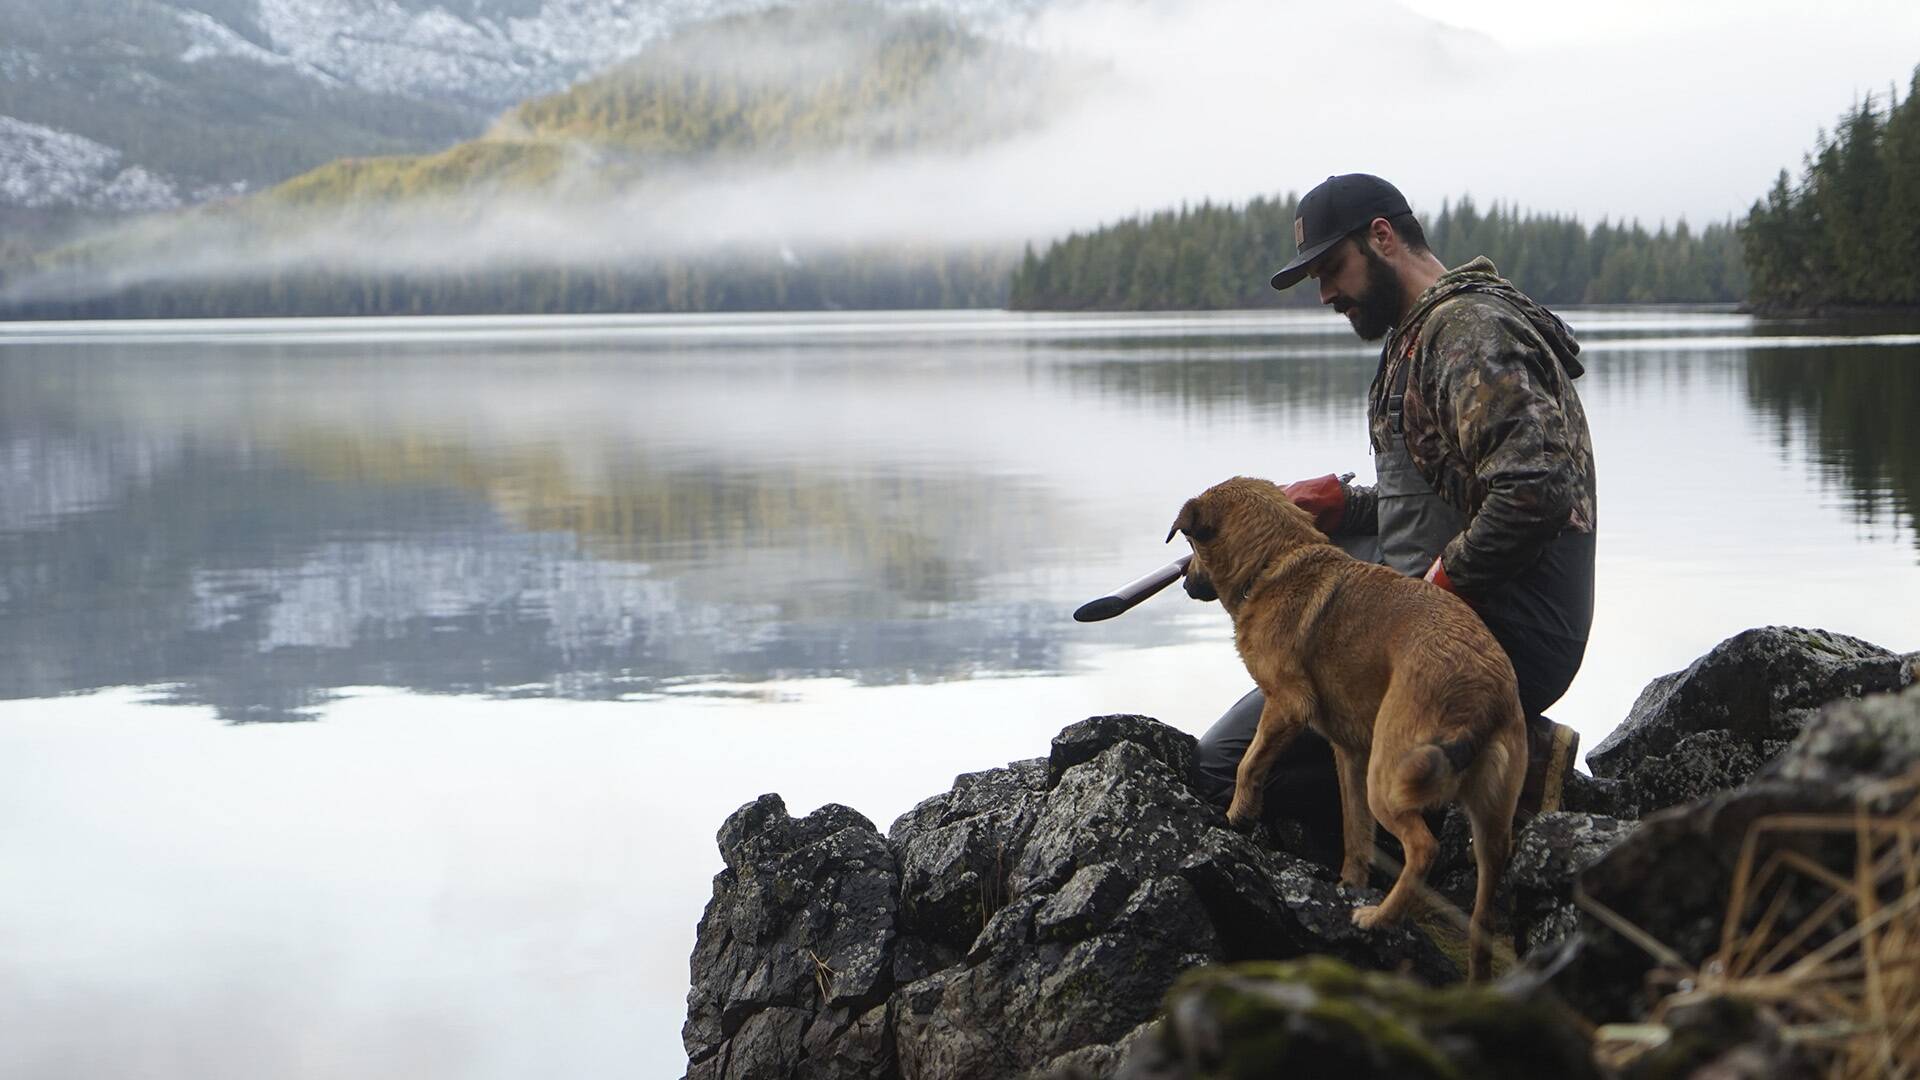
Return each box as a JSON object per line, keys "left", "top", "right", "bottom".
{"left": 0, "top": 1, "right": 1077, "bottom": 316}
{"left": 262, "top": 1, "right": 1070, "bottom": 203}
{"left": 0, "top": 0, "right": 1046, "bottom": 219}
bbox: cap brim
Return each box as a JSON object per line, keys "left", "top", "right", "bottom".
{"left": 1268, "top": 234, "right": 1344, "bottom": 291}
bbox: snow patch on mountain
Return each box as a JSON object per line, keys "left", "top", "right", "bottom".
{"left": 251, "top": 0, "right": 781, "bottom": 104}
{"left": 0, "top": 46, "right": 41, "bottom": 81}
{"left": 175, "top": 7, "right": 341, "bottom": 84}
{"left": 0, "top": 116, "right": 185, "bottom": 211}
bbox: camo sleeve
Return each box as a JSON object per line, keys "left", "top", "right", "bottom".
{"left": 1420, "top": 301, "right": 1581, "bottom": 596}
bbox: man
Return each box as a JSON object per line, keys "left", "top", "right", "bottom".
{"left": 1192, "top": 173, "right": 1594, "bottom": 859}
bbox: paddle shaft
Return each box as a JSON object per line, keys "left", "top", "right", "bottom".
{"left": 1072, "top": 554, "right": 1192, "bottom": 622}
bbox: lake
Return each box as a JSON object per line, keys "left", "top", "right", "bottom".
{"left": 2, "top": 308, "right": 1917, "bottom": 1078}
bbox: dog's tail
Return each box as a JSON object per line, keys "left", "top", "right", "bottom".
{"left": 1392, "top": 736, "right": 1479, "bottom": 809}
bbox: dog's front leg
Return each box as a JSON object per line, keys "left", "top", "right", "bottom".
{"left": 1331, "top": 744, "right": 1375, "bottom": 890}
{"left": 1225, "top": 681, "right": 1313, "bottom": 829}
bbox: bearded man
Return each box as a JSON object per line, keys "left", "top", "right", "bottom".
{"left": 1191, "top": 173, "right": 1595, "bottom": 858}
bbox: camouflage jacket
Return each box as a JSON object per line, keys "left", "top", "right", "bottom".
{"left": 1341, "top": 257, "right": 1597, "bottom": 597}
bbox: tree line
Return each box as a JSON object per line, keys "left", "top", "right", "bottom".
{"left": 1008, "top": 194, "right": 1747, "bottom": 311}
{"left": 1744, "top": 67, "right": 1920, "bottom": 313}
{"left": 0, "top": 246, "right": 1014, "bottom": 320}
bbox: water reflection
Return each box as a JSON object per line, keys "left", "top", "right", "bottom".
{"left": 0, "top": 441, "right": 1077, "bottom": 722}
{"left": 1746, "top": 343, "right": 1920, "bottom": 548}
{"left": 1050, "top": 348, "right": 1375, "bottom": 414}
{"left": 1, "top": 310, "right": 1915, "bottom": 723}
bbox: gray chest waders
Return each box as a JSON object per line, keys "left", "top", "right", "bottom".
{"left": 1372, "top": 361, "right": 1464, "bottom": 576}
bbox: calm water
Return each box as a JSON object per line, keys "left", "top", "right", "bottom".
{"left": 2, "top": 308, "right": 1918, "bottom": 1077}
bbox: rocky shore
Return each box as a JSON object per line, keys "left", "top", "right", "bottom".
{"left": 682, "top": 627, "right": 1920, "bottom": 1079}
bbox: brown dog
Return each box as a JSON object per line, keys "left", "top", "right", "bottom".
{"left": 1169, "top": 475, "right": 1526, "bottom": 980}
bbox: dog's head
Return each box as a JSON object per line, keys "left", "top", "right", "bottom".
{"left": 1167, "top": 476, "right": 1323, "bottom": 606}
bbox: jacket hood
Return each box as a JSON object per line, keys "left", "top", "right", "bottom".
{"left": 1399, "top": 256, "right": 1584, "bottom": 379}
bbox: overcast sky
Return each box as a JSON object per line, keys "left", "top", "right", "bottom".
{"left": 1011, "top": 0, "right": 1920, "bottom": 230}
{"left": 647, "top": 0, "right": 1920, "bottom": 249}
{"left": 1398, "top": 0, "right": 1920, "bottom": 222}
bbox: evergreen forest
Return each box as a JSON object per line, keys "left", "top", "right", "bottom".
{"left": 1008, "top": 195, "right": 1748, "bottom": 311}
{"left": 1744, "top": 67, "right": 1920, "bottom": 313}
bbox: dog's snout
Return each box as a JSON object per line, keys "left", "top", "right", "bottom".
{"left": 1184, "top": 567, "right": 1218, "bottom": 602}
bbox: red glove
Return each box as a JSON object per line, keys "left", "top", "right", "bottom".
{"left": 1283, "top": 474, "right": 1346, "bottom": 534}
{"left": 1423, "top": 555, "right": 1458, "bottom": 595}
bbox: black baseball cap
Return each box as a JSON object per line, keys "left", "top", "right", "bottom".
{"left": 1268, "top": 173, "right": 1414, "bottom": 290}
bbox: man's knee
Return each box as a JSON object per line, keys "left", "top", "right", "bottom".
{"left": 1483, "top": 620, "right": 1588, "bottom": 720}
{"left": 1194, "top": 688, "right": 1264, "bottom": 804}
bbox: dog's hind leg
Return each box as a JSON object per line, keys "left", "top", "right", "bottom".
{"left": 1463, "top": 799, "right": 1513, "bottom": 981}
{"left": 1352, "top": 802, "right": 1437, "bottom": 930}
{"left": 1353, "top": 731, "right": 1446, "bottom": 929}
{"left": 1331, "top": 744, "right": 1374, "bottom": 890}
{"left": 1462, "top": 727, "right": 1525, "bottom": 980}
{"left": 1225, "top": 679, "right": 1313, "bottom": 829}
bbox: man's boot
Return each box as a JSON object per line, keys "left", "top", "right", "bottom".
{"left": 1518, "top": 717, "right": 1579, "bottom": 819}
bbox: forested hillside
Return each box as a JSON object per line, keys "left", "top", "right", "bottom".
{"left": 268, "top": 3, "right": 1062, "bottom": 204}
{"left": 1744, "top": 67, "right": 1920, "bottom": 314}
{"left": 1008, "top": 195, "right": 1747, "bottom": 311}
{"left": 0, "top": 3, "right": 1062, "bottom": 318}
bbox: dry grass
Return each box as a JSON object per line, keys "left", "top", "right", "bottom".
{"left": 805, "top": 947, "right": 837, "bottom": 1002}
{"left": 1590, "top": 764, "right": 1920, "bottom": 1077}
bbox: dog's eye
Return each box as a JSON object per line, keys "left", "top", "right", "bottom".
{"left": 1189, "top": 523, "right": 1216, "bottom": 543}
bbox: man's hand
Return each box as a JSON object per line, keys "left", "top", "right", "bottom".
{"left": 1283, "top": 474, "right": 1347, "bottom": 535}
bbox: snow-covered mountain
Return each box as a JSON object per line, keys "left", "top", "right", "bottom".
{"left": 233, "top": 0, "right": 769, "bottom": 105}
{"left": 0, "top": 117, "right": 202, "bottom": 212}
{"left": 0, "top": 0, "right": 1038, "bottom": 217}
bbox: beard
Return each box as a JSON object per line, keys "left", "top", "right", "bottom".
{"left": 1336, "top": 244, "right": 1403, "bottom": 342}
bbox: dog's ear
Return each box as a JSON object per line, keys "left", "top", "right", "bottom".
{"left": 1166, "top": 497, "right": 1216, "bottom": 544}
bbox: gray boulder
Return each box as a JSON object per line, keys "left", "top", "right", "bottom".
{"left": 1547, "top": 682, "right": 1920, "bottom": 1024}
{"left": 888, "top": 756, "right": 1050, "bottom": 975}
{"left": 1503, "top": 812, "right": 1635, "bottom": 954}
{"left": 686, "top": 796, "right": 900, "bottom": 1080}
{"left": 686, "top": 714, "right": 1469, "bottom": 1079}
{"left": 1587, "top": 626, "right": 1913, "bottom": 814}
{"left": 1559, "top": 768, "right": 1633, "bottom": 818}
{"left": 1043, "top": 713, "right": 1197, "bottom": 788}
{"left": 891, "top": 738, "right": 1221, "bottom": 1080}
{"left": 891, "top": 734, "right": 1457, "bottom": 1079}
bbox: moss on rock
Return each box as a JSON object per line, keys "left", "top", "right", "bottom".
{"left": 1119, "top": 956, "right": 1600, "bottom": 1080}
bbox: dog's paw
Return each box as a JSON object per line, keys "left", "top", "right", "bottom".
{"left": 1351, "top": 904, "right": 1392, "bottom": 930}
{"left": 1339, "top": 863, "right": 1370, "bottom": 891}
{"left": 1224, "top": 798, "right": 1260, "bottom": 832}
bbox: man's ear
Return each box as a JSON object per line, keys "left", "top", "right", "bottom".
{"left": 1166, "top": 497, "right": 1214, "bottom": 544}
{"left": 1364, "top": 216, "right": 1396, "bottom": 258}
